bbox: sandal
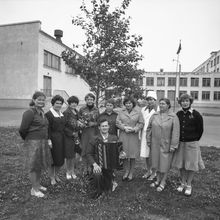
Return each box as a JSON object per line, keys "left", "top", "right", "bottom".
{"left": 150, "top": 181, "right": 160, "bottom": 188}
{"left": 148, "top": 173, "right": 157, "bottom": 181}
{"left": 142, "top": 170, "right": 152, "bottom": 179}
{"left": 156, "top": 184, "right": 165, "bottom": 192}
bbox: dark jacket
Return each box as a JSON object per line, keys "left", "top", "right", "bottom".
{"left": 86, "top": 133, "right": 118, "bottom": 166}
{"left": 177, "top": 108, "right": 203, "bottom": 142}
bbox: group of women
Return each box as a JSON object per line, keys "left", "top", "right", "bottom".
{"left": 19, "top": 90, "right": 204, "bottom": 198}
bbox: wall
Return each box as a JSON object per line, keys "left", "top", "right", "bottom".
{"left": 0, "top": 21, "right": 40, "bottom": 107}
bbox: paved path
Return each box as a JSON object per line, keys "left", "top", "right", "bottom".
{"left": 0, "top": 108, "right": 219, "bottom": 148}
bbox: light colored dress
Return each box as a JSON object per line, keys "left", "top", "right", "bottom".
{"left": 140, "top": 107, "right": 157, "bottom": 158}
{"left": 146, "top": 110, "right": 180, "bottom": 172}
{"left": 116, "top": 107, "right": 144, "bottom": 158}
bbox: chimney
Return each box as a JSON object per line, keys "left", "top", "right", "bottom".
{"left": 160, "top": 68, "right": 164, "bottom": 72}
{"left": 54, "top": 29, "right": 63, "bottom": 43}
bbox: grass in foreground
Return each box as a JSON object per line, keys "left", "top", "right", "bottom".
{"left": 0, "top": 127, "right": 220, "bottom": 220}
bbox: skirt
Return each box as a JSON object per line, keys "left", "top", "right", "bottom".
{"left": 140, "top": 130, "right": 150, "bottom": 158}
{"left": 23, "top": 139, "right": 53, "bottom": 173}
{"left": 172, "top": 141, "right": 205, "bottom": 172}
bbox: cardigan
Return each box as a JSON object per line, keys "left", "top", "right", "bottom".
{"left": 176, "top": 108, "right": 203, "bottom": 142}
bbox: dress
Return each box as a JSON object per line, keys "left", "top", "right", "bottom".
{"left": 79, "top": 105, "right": 99, "bottom": 157}
{"left": 19, "top": 107, "right": 53, "bottom": 172}
{"left": 140, "top": 107, "right": 157, "bottom": 158}
{"left": 116, "top": 107, "right": 144, "bottom": 158}
{"left": 45, "top": 108, "right": 65, "bottom": 167}
{"left": 172, "top": 108, "right": 205, "bottom": 171}
{"left": 146, "top": 110, "right": 180, "bottom": 173}
{"left": 63, "top": 107, "right": 80, "bottom": 158}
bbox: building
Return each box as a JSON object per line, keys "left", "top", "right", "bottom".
{"left": 142, "top": 71, "right": 220, "bottom": 108}
{"left": 0, "top": 20, "right": 91, "bottom": 108}
{"left": 193, "top": 50, "right": 220, "bottom": 73}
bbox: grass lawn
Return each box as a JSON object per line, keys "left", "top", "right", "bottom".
{"left": 0, "top": 127, "right": 220, "bottom": 220}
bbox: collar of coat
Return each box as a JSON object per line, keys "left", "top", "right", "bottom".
{"left": 121, "top": 106, "right": 140, "bottom": 116}
{"left": 154, "top": 109, "right": 176, "bottom": 117}
{"left": 180, "top": 107, "right": 194, "bottom": 114}
{"left": 50, "top": 107, "right": 64, "bottom": 118}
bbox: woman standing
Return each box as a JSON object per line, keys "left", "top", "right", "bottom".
{"left": 146, "top": 98, "right": 180, "bottom": 192}
{"left": 140, "top": 91, "right": 158, "bottom": 180}
{"left": 45, "top": 95, "right": 65, "bottom": 185}
{"left": 19, "top": 91, "right": 52, "bottom": 198}
{"left": 116, "top": 96, "right": 144, "bottom": 181}
{"left": 172, "top": 94, "right": 205, "bottom": 196}
{"left": 63, "top": 96, "right": 82, "bottom": 180}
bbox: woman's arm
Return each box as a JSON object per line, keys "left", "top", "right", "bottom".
{"left": 170, "top": 115, "right": 180, "bottom": 151}
{"left": 19, "top": 109, "right": 34, "bottom": 140}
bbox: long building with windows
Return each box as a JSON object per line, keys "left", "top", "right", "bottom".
{"left": 193, "top": 50, "right": 220, "bottom": 73}
{"left": 142, "top": 71, "right": 220, "bottom": 108}
{"left": 0, "top": 20, "right": 91, "bottom": 108}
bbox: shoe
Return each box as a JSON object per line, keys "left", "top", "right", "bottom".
{"left": 39, "top": 186, "right": 47, "bottom": 191}
{"left": 142, "top": 171, "right": 152, "bottom": 179}
{"left": 51, "top": 178, "right": 57, "bottom": 185}
{"left": 127, "top": 176, "right": 133, "bottom": 182}
{"left": 55, "top": 176, "right": 61, "bottom": 182}
{"left": 184, "top": 185, "right": 192, "bottom": 196}
{"left": 148, "top": 173, "right": 157, "bottom": 181}
{"left": 112, "top": 181, "right": 118, "bottom": 192}
{"left": 66, "top": 173, "right": 72, "bottom": 180}
{"left": 150, "top": 181, "right": 160, "bottom": 188}
{"left": 31, "top": 188, "right": 45, "bottom": 198}
{"left": 122, "top": 174, "right": 128, "bottom": 181}
{"left": 156, "top": 184, "right": 165, "bottom": 192}
{"left": 177, "top": 183, "right": 185, "bottom": 192}
{"left": 71, "top": 174, "right": 77, "bottom": 179}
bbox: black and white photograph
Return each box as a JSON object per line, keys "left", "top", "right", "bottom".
{"left": 0, "top": 0, "right": 220, "bottom": 219}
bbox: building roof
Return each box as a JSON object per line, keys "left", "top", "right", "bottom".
{"left": 0, "top": 20, "right": 41, "bottom": 27}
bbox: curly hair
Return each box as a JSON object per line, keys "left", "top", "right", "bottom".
{"left": 51, "top": 95, "right": 64, "bottom": 106}
{"left": 67, "top": 96, "right": 79, "bottom": 105}
{"left": 178, "top": 93, "right": 193, "bottom": 105}
{"left": 159, "top": 98, "right": 171, "bottom": 109}
{"left": 123, "top": 96, "right": 136, "bottom": 107}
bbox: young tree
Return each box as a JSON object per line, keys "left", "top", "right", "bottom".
{"left": 62, "top": 0, "right": 144, "bottom": 106}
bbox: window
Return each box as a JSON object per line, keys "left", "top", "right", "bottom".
{"left": 138, "top": 78, "right": 143, "bottom": 86}
{"left": 211, "top": 60, "right": 213, "bottom": 67}
{"left": 156, "top": 90, "right": 165, "bottom": 100}
{"left": 202, "top": 91, "right": 210, "bottom": 100}
{"left": 65, "top": 65, "right": 76, "bottom": 74}
{"left": 217, "top": 56, "right": 219, "bottom": 64}
{"left": 180, "top": 77, "right": 187, "bottom": 87}
{"left": 217, "top": 68, "right": 219, "bottom": 72}
{"left": 191, "top": 78, "right": 199, "bottom": 87}
{"left": 214, "top": 91, "right": 220, "bottom": 100}
{"left": 167, "top": 90, "right": 175, "bottom": 100}
{"left": 168, "top": 77, "right": 176, "bottom": 86}
{"left": 214, "top": 78, "right": 220, "bottom": 87}
{"left": 44, "top": 50, "right": 61, "bottom": 71}
{"left": 146, "top": 77, "right": 154, "bottom": 86}
{"left": 157, "top": 77, "right": 165, "bottom": 86}
{"left": 202, "top": 78, "right": 211, "bottom": 87}
{"left": 179, "top": 90, "right": 187, "bottom": 97}
{"left": 190, "top": 91, "right": 199, "bottom": 100}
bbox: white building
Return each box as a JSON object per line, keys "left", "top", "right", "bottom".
{"left": 193, "top": 50, "right": 220, "bottom": 73}
{"left": 142, "top": 71, "right": 220, "bottom": 108}
{"left": 0, "top": 20, "right": 91, "bottom": 108}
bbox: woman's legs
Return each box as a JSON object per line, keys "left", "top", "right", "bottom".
{"left": 180, "top": 168, "right": 187, "bottom": 185}
{"left": 128, "top": 159, "right": 135, "bottom": 179}
{"left": 30, "top": 171, "right": 39, "bottom": 191}
{"left": 66, "top": 158, "right": 77, "bottom": 179}
{"left": 123, "top": 159, "right": 129, "bottom": 179}
{"left": 186, "top": 170, "right": 195, "bottom": 186}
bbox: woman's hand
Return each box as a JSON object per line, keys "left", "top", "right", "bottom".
{"left": 93, "top": 163, "right": 102, "bottom": 174}
{"left": 124, "top": 126, "right": 134, "bottom": 133}
{"left": 170, "top": 147, "right": 175, "bottom": 152}
{"left": 48, "top": 139, "right": 52, "bottom": 149}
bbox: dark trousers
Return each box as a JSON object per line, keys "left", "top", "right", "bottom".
{"left": 89, "top": 168, "right": 113, "bottom": 197}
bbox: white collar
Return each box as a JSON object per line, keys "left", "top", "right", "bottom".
{"left": 101, "top": 133, "right": 109, "bottom": 142}
{"left": 50, "top": 107, "right": 64, "bottom": 118}
{"left": 181, "top": 107, "right": 193, "bottom": 114}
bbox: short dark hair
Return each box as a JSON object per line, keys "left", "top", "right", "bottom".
{"left": 29, "top": 91, "right": 46, "bottom": 106}
{"left": 159, "top": 98, "right": 171, "bottom": 109}
{"left": 85, "top": 93, "right": 95, "bottom": 101}
{"left": 67, "top": 96, "right": 79, "bottom": 105}
{"left": 51, "top": 95, "right": 64, "bottom": 106}
{"left": 178, "top": 93, "right": 193, "bottom": 105}
{"left": 98, "top": 118, "right": 109, "bottom": 127}
{"left": 123, "top": 96, "right": 136, "bottom": 107}
{"left": 105, "top": 98, "right": 115, "bottom": 107}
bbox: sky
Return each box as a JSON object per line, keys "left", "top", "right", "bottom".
{"left": 0, "top": 0, "right": 220, "bottom": 72}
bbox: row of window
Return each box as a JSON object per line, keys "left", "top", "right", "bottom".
{"left": 155, "top": 90, "right": 220, "bottom": 101}
{"left": 44, "top": 50, "right": 75, "bottom": 74}
{"left": 145, "top": 77, "right": 220, "bottom": 87}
